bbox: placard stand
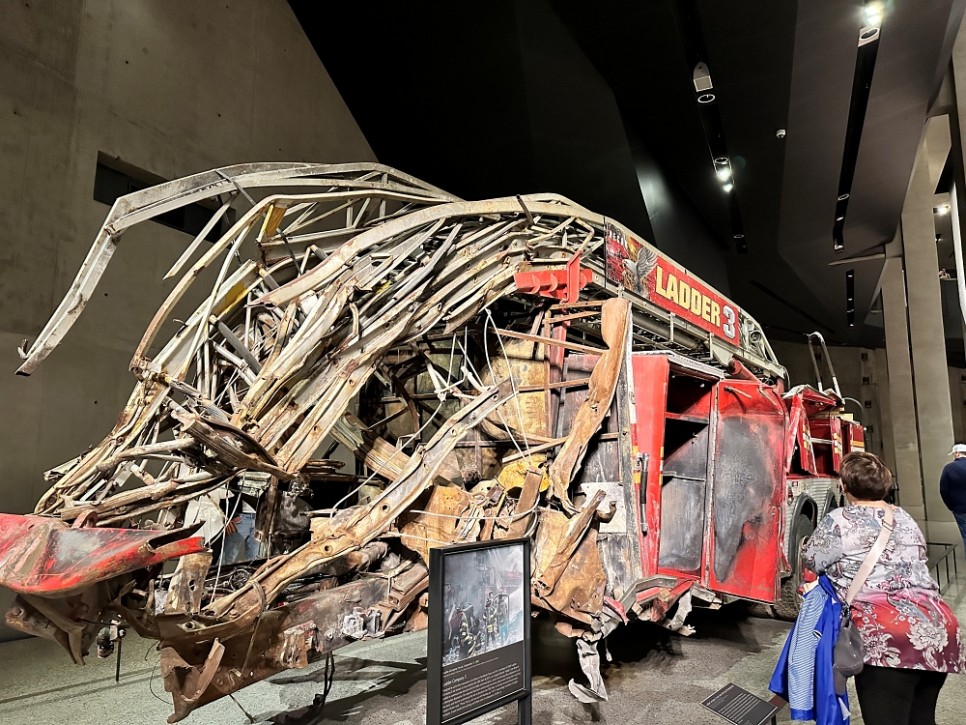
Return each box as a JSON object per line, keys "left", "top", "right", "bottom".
{"left": 427, "top": 539, "right": 532, "bottom": 725}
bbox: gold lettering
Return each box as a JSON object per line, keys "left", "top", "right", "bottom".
{"left": 690, "top": 288, "right": 702, "bottom": 315}
{"left": 657, "top": 266, "right": 726, "bottom": 327}
{"left": 656, "top": 267, "right": 668, "bottom": 298}
{"left": 679, "top": 281, "right": 690, "bottom": 310}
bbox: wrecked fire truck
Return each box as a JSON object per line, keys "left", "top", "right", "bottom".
{"left": 0, "top": 163, "right": 862, "bottom": 721}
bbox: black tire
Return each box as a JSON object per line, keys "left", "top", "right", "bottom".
{"left": 774, "top": 513, "right": 815, "bottom": 621}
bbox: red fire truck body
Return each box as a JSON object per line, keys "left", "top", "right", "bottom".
{"left": 519, "top": 230, "right": 865, "bottom": 626}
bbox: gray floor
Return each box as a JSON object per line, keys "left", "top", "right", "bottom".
{"left": 2, "top": 567, "right": 965, "bottom": 725}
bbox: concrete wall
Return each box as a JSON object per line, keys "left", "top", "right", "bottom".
{"left": 0, "top": 0, "right": 373, "bottom": 639}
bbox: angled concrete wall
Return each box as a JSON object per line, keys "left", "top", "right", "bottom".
{"left": 0, "top": 0, "right": 373, "bottom": 639}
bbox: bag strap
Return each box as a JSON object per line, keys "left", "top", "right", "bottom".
{"left": 844, "top": 505, "right": 895, "bottom": 606}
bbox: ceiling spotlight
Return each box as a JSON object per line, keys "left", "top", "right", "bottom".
{"left": 697, "top": 93, "right": 716, "bottom": 104}
{"left": 722, "top": 182, "right": 734, "bottom": 193}
{"left": 936, "top": 204, "right": 951, "bottom": 215}
{"left": 864, "top": 2, "right": 883, "bottom": 27}
{"left": 776, "top": 128, "right": 786, "bottom": 139}
{"left": 716, "top": 167, "right": 732, "bottom": 182}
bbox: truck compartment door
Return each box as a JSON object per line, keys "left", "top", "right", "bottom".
{"left": 631, "top": 353, "right": 719, "bottom": 581}
{"left": 704, "top": 381, "right": 786, "bottom": 602}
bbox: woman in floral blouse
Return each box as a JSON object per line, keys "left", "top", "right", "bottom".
{"left": 803, "top": 451, "right": 965, "bottom": 725}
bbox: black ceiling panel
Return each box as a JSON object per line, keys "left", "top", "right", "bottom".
{"left": 291, "top": 0, "right": 966, "bottom": 350}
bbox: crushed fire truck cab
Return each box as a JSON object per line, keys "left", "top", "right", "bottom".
{"left": 0, "top": 163, "right": 862, "bottom": 721}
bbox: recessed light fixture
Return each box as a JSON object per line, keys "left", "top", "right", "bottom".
{"left": 722, "top": 182, "right": 734, "bottom": 193}
{"left": 697, "top": 93, "right": 716, "bottom": 104}
{"left": 935, "top": 204, "right": 951, "bottom": 215}
{"left": 716, "top": 167, "right": 732, "bottom": 182}
{"left": 833, "top": 229, "right": 845, "bottom": 252}
{"left": 693, "top": 62, "right": 713, "bottom": 93}
{"left": 846, "top": 268, "right": 856, "bottom": 327}
{"left": 776, "top": 128, "right": 786, "bottom": 139}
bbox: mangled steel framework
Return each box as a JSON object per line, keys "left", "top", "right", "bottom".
{"left": 2, "top": 163, "right": 790, "bottom": 722}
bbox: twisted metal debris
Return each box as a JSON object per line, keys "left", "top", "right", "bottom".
{"left": 2, "top": 163, "right": 783, "bottom": 721}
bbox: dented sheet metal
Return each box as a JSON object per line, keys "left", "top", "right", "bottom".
{"left": 0, "top": 514, "right": 205, "bottom": 597}
{"left": 2, "top": 163, "right": 786, "bottom": 721}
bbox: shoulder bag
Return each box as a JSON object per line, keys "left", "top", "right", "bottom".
{"left": 832, "top": 505, "right": 894, "bottom": 694}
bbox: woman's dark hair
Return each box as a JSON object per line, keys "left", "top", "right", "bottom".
{"left": 840, "top": 451, "right": 893, "bottom": 501}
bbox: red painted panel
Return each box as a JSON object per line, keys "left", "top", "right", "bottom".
{"left": 630, "top": 354, "right": 670, "bottom": 577}
{"left": 843, "top": 419, "right": 865, "bottom": 453}
{"left": 604, "top": 227, "right": 740, "bottom": 345}
{"left": 783, "top": 393, "right": 816, "bottom": 474}
{"left": 0, "top": 513, "right": 205, "bottom": 597}
{"left": 514, "top": 253, "right": 593, "bottom": 303}
{"left": 704, "top": 381, "right": 787, "bottom": 603}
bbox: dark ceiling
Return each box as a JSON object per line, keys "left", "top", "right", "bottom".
{"left": 291, "top": 0, "right": 965, "bottom": 350}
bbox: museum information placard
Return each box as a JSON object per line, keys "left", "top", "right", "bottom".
{"left": 427, "top": 539, "right": 531, "bottom": 725}
{"left": 701, "top": 683, "right": 778, "bottom": 725}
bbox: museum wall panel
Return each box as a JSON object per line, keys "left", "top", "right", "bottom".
{"left": 0, "top": 0, "right": 373, "bottom": 639}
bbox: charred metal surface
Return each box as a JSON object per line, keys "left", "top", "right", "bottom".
{"left": 2, "top": 163, "right": 797, "bottom": 720}
{"left": 165, "top": 553, "right": 213, "bottom": 615}
{"left": 0, "top": 514, "right": 205, "bottom": 597}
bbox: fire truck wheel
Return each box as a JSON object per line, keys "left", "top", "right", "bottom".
{"left": 774, "top": 513, "right": 816, "bottom": 621}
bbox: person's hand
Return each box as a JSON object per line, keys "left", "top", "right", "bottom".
{"left": 225, "top": 516, "right": 240, "bottom": 534}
